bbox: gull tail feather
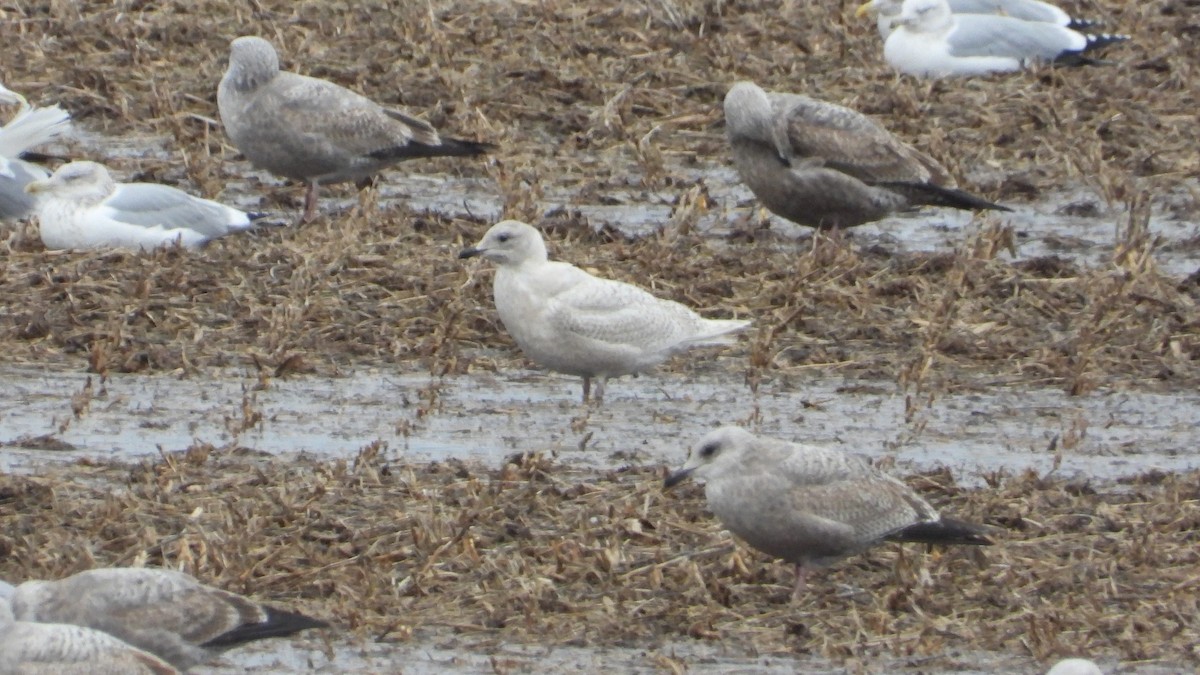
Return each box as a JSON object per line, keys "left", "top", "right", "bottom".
{"left": 889, "top": 517, "right": 994, "bottom": 546}
{"left": 685, "top": 319, "right": 752, "bottom": 346}
{"left": 200, "top": 606, "right": 329, "bottom": 649}
{"left": 874, "top": 182, "right": 1011, "bottom": 213}
{"left": 369, "top": 136, "right": 496, "bottom": 162}
{"left": 1055, "top": 33, "right": 1130, "bottom": 66}
{"left": 0, "top": 105, "right": 72, "bottom": 158}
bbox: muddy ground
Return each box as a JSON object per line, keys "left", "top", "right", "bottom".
{"left": 2, "top": 0, "right": 1200, "bottom": 673}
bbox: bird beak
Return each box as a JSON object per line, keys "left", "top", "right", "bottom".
{"left": 24, "top": 179, "right": 49, "bottom": 194}
{"left": 457, "top": 246, "right": 484, "bottom": 259}
{"left": 854, "top": 0, "right": 875, "bottom": 17}
{"left": 663, "top": 467, "right": 694, "bottom": 489}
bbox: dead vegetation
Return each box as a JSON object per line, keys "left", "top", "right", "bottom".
{"left": 1, "top": 448, "right": 1197, "bottom": 670}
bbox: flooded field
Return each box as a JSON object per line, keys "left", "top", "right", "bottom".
{"left": 3, "top": 0, "right": 1200, "bottom": 673}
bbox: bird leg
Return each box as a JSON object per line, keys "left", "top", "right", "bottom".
{"left": 791, "top": 563, "right": 809, "bottom": 601}
{"left": 298, "top": 181, "right": 320, "bottom": 225}
{"left": 581, "top": 376, "right": 591, "bottom": 404}
{"left": 594, "top": 377, "right": 606, "bottom": 404}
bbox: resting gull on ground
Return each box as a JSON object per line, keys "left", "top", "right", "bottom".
{"left": 882, "top": 0, "right": 1129, "bottom": 78}
{"left": 857, "top": 0, "right": 1100, "bottom": 39}
{"left": 0, "top": 594, "right": 179, "bottom": 674}
{"left": 459, "top": 220, "right": 750, "bottom": 403}
{"left": 665, "top": 426, "right": 993, "bottom": 598}
{"left": 724, "top": 81, "right": 1008, "bottom": 229}
{"left": 25, "top": 160, "right": 268, "bottom": 251}
{"left": 218, "top": 35, "right": 495, "bottom": 225}
{"left": 0, "top": 567, "right": 328, "bottom": 671}
{"left": 0, "top": 82, "right": 72, "bottom": 221}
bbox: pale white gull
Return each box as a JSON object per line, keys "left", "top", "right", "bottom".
{"left": 25, "top": 161, "right": 267, "bottom": 251}
{"left": 724, "top": 81, "right": 1009, "bottom": 229}
{"left": 0, "top": 567, "right": 328, "bottom": 671}
{"left": 1046, "top": 658, "right": 1104, "bottom": 675}
{"left": 0, "top": 589, "right": 179, "bottom": 674}
{"left": 857, "top": 0, "right": 1101, "bottom": 39}
{"left": 458, "top": 220, "right": 750, "bottom": 403}
{"left": 665, "top": 426, "right": 993, "bottom": 598}
{"left": 883, "top": 0, "right": 1129, "bottom": 78}
{"left": 0, "top": 82, "right": 72, "bottom": 221}
{"left": 217, "top": 35, "right": 495, "bottom": 225}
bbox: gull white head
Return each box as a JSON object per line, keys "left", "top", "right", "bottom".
{"left": 898, "top": 0, "right": 952, "bottom": 32}
{"left": 25, "top": 161, "right": 117, "bottom": 206}
{"left": 664, "top": 426, "right": 757, "bottom": 487}
{"left": 723, "top": 81, "right": 775, "bottom": 144}
{"left": 224, "top": 36, "right": 281, "bottom": 93}
{"left": 457, "top": 220, "right": 549, "bottom": 267}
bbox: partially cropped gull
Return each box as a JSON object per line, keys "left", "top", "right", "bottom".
{"left": 881, "top": 0, "right": 1129, "bottom": 78}
{"left": 0, "top": 567, "right": 328, "bottom": 671}
{"left": 26, "top": 161, "right": 268, "bottom": 251}
{"left": 0, "top": 82, "right": 72, "bottom": 221}
{"left": 857, "top": 0, "right": 1102, "bottom": 39}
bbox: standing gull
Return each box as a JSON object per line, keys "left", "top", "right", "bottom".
{"left": 882, "top": 0, "right": 1128, "bottom": 78}
{"left": 459, "top": 220, "right": 750, "bottom": 403}
{"left": 217, "top": 35, "right": 495, "bottom": 224}
{"left": 0, "top": 82, "right": 72, "bottom": 221}
{"left": 0, "top": 594, "right": 179, "bottom": 674}
{"left": 724, "top": 81, "right": 1008, "bottom": 230}
{"left": 25, "top": 161, "right": 268, "bottom": 251}
{"left": 1, "top": 567, "right": 328, "bottom": 671}
{"left": 856, "top": 0, "right": 1100, "bottom": 39}
{"left": 665, "top": 426, "right": 993, "bottom": 598}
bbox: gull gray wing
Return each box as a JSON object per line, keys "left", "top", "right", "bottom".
{"left": 0, "top": 157, "right": 47, "bottom": 220}
{"left": 547, "top": 275, "right": 702, "bottom": 351}
{"left": 948, "top": 0, "right": 1070, "bottom": 24}
{"left": 769, "top": 93, "right": 950, "bottom": 184}
{"left": 946, "top": 15, "right": 1083, "bottom": 60}
{"left": 101, "top": 184, "right": 247, "bottom": 237}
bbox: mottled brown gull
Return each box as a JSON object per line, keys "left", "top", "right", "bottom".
{"left": 723, "top": 81, "right": 1009, "bottom": 230}
{"left": 26, "top": 161, "right": 267, "bottom": 251}
{"left": 0, "top": 595, "right": 179, "bottom": 674}
{"left": 459, "top": 220, "right": 750, "bottom": 403}
{"left": 665, "top": 426, "right": 993, "bottom": 598}
{"left": 0, "top": 82, "right": 72, "bottom": 222}
{"left": 881, "top": 0, "right": 1128, "bottom": 78}
{"left": 217, "top": 35, "right": 495, "bottom": 224}
{"left": 0, "top": 567, "right": 328, "bottom": 671}
{"left": 857, "top": 0, "right": 1100, "bottom": 39}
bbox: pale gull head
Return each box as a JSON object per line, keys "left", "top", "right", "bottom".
{"left": 25, "top": 160, "right": 116, "bottom": 205}
{"left": 722, "top": 81, "right": 776, "bottom": 146}
{"left": 899, "top": 0, "right": 952, "bottom": 31}
{"left": 224, "top": 36, "right": 281, "bottom": 94}
{"left": 457, "top": 219, "right": 549, "bottom": 267}
{"left": 1046, "top": 659, "right": 1103, "bottom": 675}
{"left": 664, "top": 426, "right": 756, "bottom": 487}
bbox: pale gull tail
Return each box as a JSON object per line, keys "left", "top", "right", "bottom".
{"left": 685, "top": 318, "right": 751, "bottom": 346}
{"left": 0, "top": 104, "right": 72, "bottom": 158}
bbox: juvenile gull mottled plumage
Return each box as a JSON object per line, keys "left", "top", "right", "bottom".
{"left": 724, "top": 81, "right": 1008, "bottom": 229}
{"left": 0, "top": 593, "right": 179, "bottom": 674}
{"left": 882, "top": 0, "right": 1128, "bottom": 78}
{"left": 857, "top": 0, "right": 1100, "bottom": 39}
{"left": 0, "top": 82, "right": 72, "bottom": 221}
{"left": 1, "top": 567, "right": 328, "bottom": 671}
{"left": 25, "top": 161, "right": 267, "bottom": 251}
{"left": 665, "top": 426, "right": 993, "bottom": 597}
{"left": 459, "top": 220, "right": 750, "bottom": 403}
{"left": 217, "top": 35, "right": 495, "bottom": 224}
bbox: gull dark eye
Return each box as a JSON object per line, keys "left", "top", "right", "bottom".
{"left": 699, "top": 442, "right": 719, "bottom": 459}
{"left": 496, "top": 233, "right": 511, "bottom": 243}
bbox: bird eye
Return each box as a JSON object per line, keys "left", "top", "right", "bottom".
{"left": 496, "top": 233, "right": 511, "bottom": 243}
{"left": 699, "top": 443, "right": 719, "bottom": 459}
